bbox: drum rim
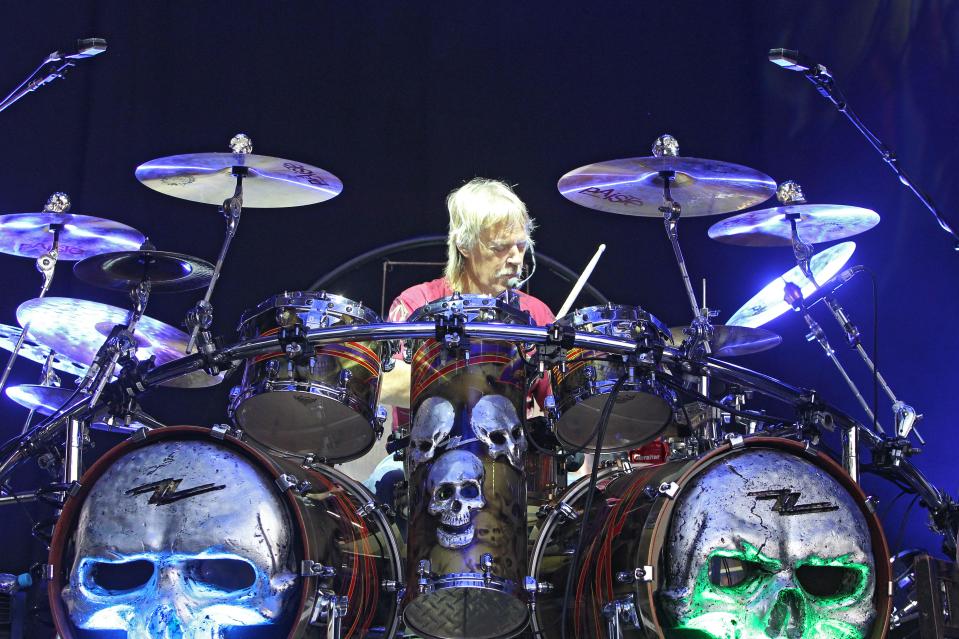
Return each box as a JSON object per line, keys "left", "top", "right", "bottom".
{"left": 555, "top": 303, "right": 671, "bottom": 341}
{"left": 46, "top": 424, "right": 402, "bottom": 639}
{"left": 239, "top": 290, "right": 381, "bottom": 328}
{"left": 408, "top": 292, "right": 533, "bottom": 325}
{"left": 529, "top": 436, "right": 892, "bottom": 638}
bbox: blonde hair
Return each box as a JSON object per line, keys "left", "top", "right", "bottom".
{"left": 444, "top": 178, "right": 535, "bottom": 289}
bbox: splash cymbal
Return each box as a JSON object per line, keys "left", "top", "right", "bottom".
{"left": 0, "top": 323, "right": 89, "bottom": 378}
{"left": 669, "top": 325, "right": 782, "bottom": 357}
{"left": 6, "top": 384, "right": 153, "bottom": 433}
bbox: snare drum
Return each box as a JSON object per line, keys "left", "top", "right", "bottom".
{"left": 549, "top": 304, "right": 675, "bottom": 451}
{"left": 529, "top": 437, "right": 891, "bottom": 638}
{"left": 403, "top": 294, "right": 533, "bottom": 639}
{"left": 230, "top": 291, "right": 384, "bottom": 463}
{"left": 48, "top": 425, "right": 402, "bottom": 639}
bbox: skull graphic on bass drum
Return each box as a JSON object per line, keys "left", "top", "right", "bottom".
{"left": 470, "top": 393, "right": 526, "bottom": 469}
{"left": 659, "top": 448, "right": 879, "bottom": 639}
{"left": 427, "top": 449, "right": 486, "bottom": 549}
{"left": 59, "top": 439, "right": 298, "bottom": 639}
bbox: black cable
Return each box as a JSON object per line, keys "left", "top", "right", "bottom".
{"left": 560, "top": 375, "right": 627, "bottom": 639}
{"left": 894, "top": 495, "right": 920, "bottom": 556}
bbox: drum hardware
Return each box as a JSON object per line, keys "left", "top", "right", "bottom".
{"left": 309, "top": 590, "right": 350, "bottom": 638}
{"left": 603, "top": 593, "right": 642, "bottom": 639}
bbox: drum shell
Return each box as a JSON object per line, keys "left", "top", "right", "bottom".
{"left": 47, "top": 426, "right": 402, "bottom": 639}
{"left": 529, "top": 437, "right": 892, "bottom": 638}
{"left": 549, "top": 305, "right": 674, "bottom": 451}
{"left": 403, "top": 296, "right": 533, "bottom": 639}
{"left": 231, "top": 291, "right": 384, "bottom": 462}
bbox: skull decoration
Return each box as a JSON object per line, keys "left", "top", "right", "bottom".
{"left": 409, "top": 396, "right": 456, "bottom": 470}
{"left": 470, "top": 394, "right": 526, "bottom": 469}
{"left": 427, "top": 449, "right": 486, "bottom": 548}
{"left": 659, "top": 449, "right": 878, "bottom": 639}
{"left": 61, "top": 439, "right": 298, "bottom": 638}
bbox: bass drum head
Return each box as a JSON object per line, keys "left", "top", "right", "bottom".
{"left": 530, "top": 438, "right": 891, "bottom": 639}
{"left": 48, "top": 426, "right": 401, "bottom": 639}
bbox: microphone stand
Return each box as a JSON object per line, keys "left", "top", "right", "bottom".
{"left": 184, "top": 134, "right": 251, "bottom": 353}
{"left": 798, "top": 62, "right": 959, "bottom": 251}
{"left": 0, "top": 193, "right": 70, "bottom": 397}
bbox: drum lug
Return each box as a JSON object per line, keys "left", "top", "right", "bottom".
{"left": 338, "top": 369, "right": 352, "bottom": 388}
{"left": 381, "top": 579, "right": 399, "bottom": 593}
{"left": 301, "top": 560, "right": 337, "bottom": 578}
{"left": 416, "top": 559, "right": 435, "bottom": 594}
{"left": 615, "top": 565, "right": 654, "bottom": 584}
{"left": 726, "top": 433, "right": 744, "bottom": 449}
{"left": 555, "top": 500, "right": 579, "bottom": 521}
{"left": 658, "top": 481, "right": 679, "bottom": 499}
{"left": 603, "top": 593, "right": 641, "bottom": 638}
{"left": 523, "top": 575, "right": 553, "bottom": 595}
{"left": 480, "top": 553, "right": 494, "bottom": 585}
{"left": 276, "top": 473, "right": 311, "bottom": 495}
{"left": 356, "top": 500, "right": 394, "bottom": 519}
{"left": 265, "top": 359, "right": 280, "bottom": 379}
{"left": 42, "top": 563, "right": 54, "bottom": 581}
{"left": 131, "top": 426, "right": 150, "bottom": 442}
{"left": 308, "top": 588, "right": 349, "bottom": 639}
{"left": 209, "top": 423, "right": 240, "bottom": 440}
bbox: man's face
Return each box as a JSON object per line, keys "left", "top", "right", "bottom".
{"left": 460, "top": 222, "right": 528, "bottom": 294}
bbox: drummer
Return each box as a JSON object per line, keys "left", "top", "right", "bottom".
{"left": 379, "top": 177, "right": 555, "bottom": 427}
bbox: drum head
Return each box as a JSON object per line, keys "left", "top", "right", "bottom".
{"left": 553, "top": 389, "right": 673, "bottom": 450}
{"left": 236, "top": 391, "right": 375, "bottom": 462}
{"left": 404, "top": 587, "right": 529, "bottom": 639}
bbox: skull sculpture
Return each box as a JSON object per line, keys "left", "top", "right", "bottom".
{"left": 409, "top": 396, "right": 456, "bottom": 470}
{"left": 427, "top": 449, "right": 486, "bottom": 549}
{"left": 61, "top": 439, "right": 299, "bottom": 638}
{"left": 470, "top": 394, "right": 526, "bottom": 469}
{"left": 659, "top": 448, "right": 878, "bottom": 639}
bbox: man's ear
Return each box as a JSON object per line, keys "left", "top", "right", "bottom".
{"left": 457, "top": 243, "right": 469, "bottom": 258}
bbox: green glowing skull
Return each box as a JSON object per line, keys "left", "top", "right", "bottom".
{"left": 659, "top": 449, "right": 877, "bottom": 638}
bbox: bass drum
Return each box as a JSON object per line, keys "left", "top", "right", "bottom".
{"left": 48, "top": 426, "right": 402, "bottom": 639}
{"left": 529, "top": 437, "right": 891, "bottom": 638}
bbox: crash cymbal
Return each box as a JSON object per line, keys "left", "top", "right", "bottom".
{"left": 726, "top": 241, "right": 856, "bottom": 328}
{"left": 0, "top": 323, "right": 89, "bottom": 378}
{"left": 6, "top": 384, "right": 152, "bottom": 433}
{"left": 17, "top": 298, "right": 222, "bottom": 388}
{"left": 135, "top": 138, "right": 343, "bottom": 207}
{"left": 707, "top": 204, "right": 880, "bottom": 247}
{"left": 0, "top": 212, "right": 145, "bottom": 260}
{"left": 74, "top": 250, "right": 215, "bottom": 293}
{"left": 558, "top": 152, "right": 776, "bottom": 217}
{"left": 669, "top": 325, "right": 782, "bottom": 357}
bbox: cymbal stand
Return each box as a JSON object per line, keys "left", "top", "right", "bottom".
{"left": 185, "top": 134, "right": 251, "bottom": 353}
{"left": 822, "top": 293, "right": 924, "bottom": 447}
{"left": 778, "top": 181, "right": 820, "bottom": 286}
{"left": 20, "top": 349, "right": 60, "bottom": 435}
{"left": 0, "top": 193, "right": 70, "bottom": 397}
{"left": 783, "top": 281, "right": 877, "bottom": 481}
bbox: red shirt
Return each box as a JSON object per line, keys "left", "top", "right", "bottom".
{"left": 388, "top": 277, "right": 555, "bottom": 428}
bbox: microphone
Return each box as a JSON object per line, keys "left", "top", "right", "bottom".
{"left": 769, "top": 48, "right": 830, "bottom": 77}
{"left": 508, "top": 244, "right": 536, "bottom": 289}
{"left": 806, "top": 265, "right": 864, "bottom": 307}
{"left": 49, "top": 38, "right": 107, "bottom": 62}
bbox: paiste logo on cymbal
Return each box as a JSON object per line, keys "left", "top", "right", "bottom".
{"left": 576, "top": 186, "right": 643, "bottom": 206}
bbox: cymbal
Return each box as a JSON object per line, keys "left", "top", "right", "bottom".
{"left": 6, "top": 384, "right": 150, "bottom": 433}
{"left": 17, "top": 297, "right": 223, "bottom": 388}
{"left": 74, "top": 250, "right": 215, "bottom": 293}
{"left": 669, "top": 325, "right": 782, "bottom": 357}
{"left": 0, "top": 212, "right": 145, "bottom": 260}
{"left": 726, "top": 241, "right": 856, "bottom": 328}
{"left": 558, "top": 157, "right": 776, "bottom": 217}
{"left": 135, "top": 153, "right": 343, "bottom": 208}
{"left": 707, "top": 204, "right": 880, "bottom": 247}
{"left": 0, "top": 323, "right": 89, "bottom": 378}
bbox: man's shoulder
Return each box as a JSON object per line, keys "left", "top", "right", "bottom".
{"left": 390, "top": 278, "right": 450, "bottom": 318}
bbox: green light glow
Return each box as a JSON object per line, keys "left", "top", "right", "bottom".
{"left": 667, "top": 543, "right": 870, "bottom": 639}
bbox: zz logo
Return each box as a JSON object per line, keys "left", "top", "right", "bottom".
{"left": 127, "top": 478, "right": 226, "bottom": 506}
{"left": 748, "top": 488, "right": 838, "bottom": 516}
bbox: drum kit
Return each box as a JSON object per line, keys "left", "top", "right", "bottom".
{"left": 0, "top": 132, "right": 953, "bottom": 639}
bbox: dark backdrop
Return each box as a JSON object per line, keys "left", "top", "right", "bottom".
{"left": 1, "top": 0, "right": 957, "bottom": 585}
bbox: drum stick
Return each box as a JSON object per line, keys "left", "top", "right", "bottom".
{"left": 556, "top": 244, "right": 606, "bottom": 318}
